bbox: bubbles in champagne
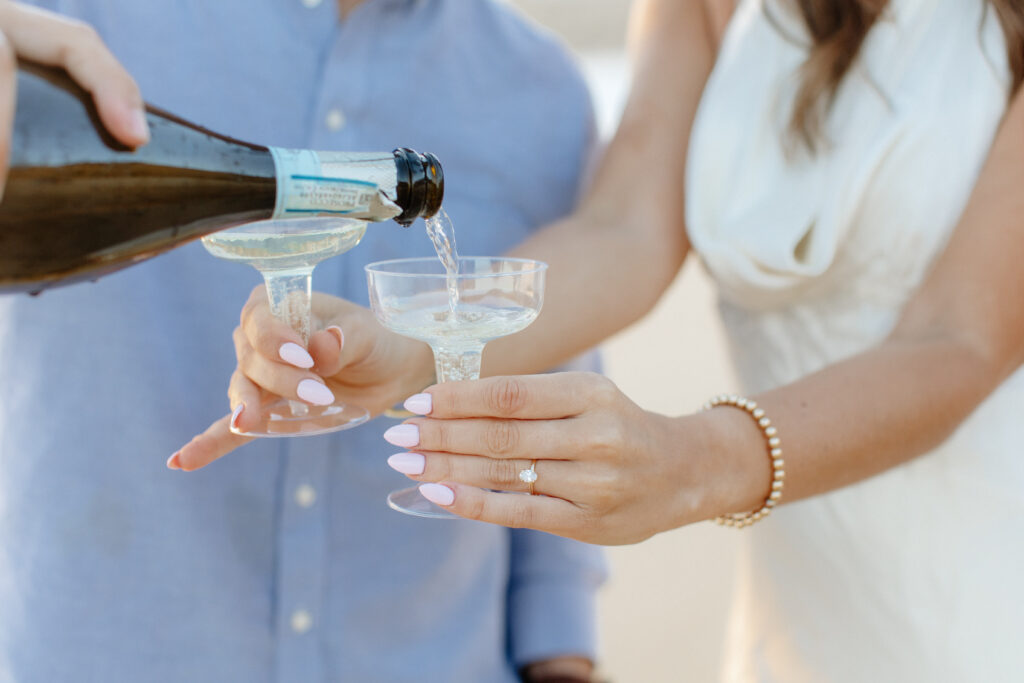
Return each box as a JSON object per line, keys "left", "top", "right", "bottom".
{"left": 201, "top": 220, "right": 367, "bottom": 271}
{"left": 381, "top": 301, "right": 539, "bottom": 346}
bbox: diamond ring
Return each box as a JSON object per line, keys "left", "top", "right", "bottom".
{"left": 518, "top": 459, "right": 538, "bottom": 495}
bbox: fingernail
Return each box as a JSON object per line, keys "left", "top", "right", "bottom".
{"left": 279, "top": 342, "right": 314, "bottom": 369}
{"left": 327, "top": 325, "right": 344, "bottom": 350}
{"left": 403, "top": 393, "right": 432, "bottom": 415}
{"left": 297, "top": 379, "right": 335, "bottom": 406}
{"left": 419, "top": 483, "right": 455, "bottom": 506}
{"left": 166, "top": 452, "right": 182, "bottom": 470}
{"left": 387, "top": 452, "right": 425, "bottom": 475}
{"left": 383, "top": 424, "right": 419, "bottom": 448}
{"left": 230, "top": 404, "right": 245, "bottom": 431}
{"left": 129, "top": 107, "right": 150, "bottom": 143}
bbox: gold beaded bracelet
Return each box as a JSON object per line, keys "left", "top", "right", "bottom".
{"left": 702, "top": 394, "right": 785, "bottom": 528}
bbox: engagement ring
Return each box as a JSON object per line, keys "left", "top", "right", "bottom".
{"left": 519, "top": 460, "right": 538, "bottom": 495}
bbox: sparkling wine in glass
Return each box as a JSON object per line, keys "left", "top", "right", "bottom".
{"left": 366, "top": 256, "right": 547, "bottom": 518}
{"left": 202, "top": 216, "right": 371, "bottom": 436}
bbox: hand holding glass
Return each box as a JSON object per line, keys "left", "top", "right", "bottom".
{"left": 202, "top": 217, "right": 371, "bottom": 436}
{"left": 366, "top": 256, "right": 547, "bottom": 518}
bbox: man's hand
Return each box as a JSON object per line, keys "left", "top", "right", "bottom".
{"left": 0, "top": 2, "right": 149, "bottom": 198}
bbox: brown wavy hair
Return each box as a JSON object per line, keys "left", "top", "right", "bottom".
{"left": 784, "top": 0, "right": 1024, "bottom": 151}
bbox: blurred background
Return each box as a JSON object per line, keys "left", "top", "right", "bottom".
{"left": 508, "top": 2, "right": 742, "bottom": 681}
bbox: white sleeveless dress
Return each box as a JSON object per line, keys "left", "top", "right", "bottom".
{"left": 686, "top": 1, "right": 1024, "bottom": 681}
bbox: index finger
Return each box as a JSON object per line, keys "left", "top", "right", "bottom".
{"left": 173, "top": 413, "right": 254, "bottom": 472}
{"left": 407, "top": 372, "right": 599, "bottom": 420}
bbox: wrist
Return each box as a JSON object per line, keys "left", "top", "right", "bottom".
{"left": 702, "top": 405, "right": 776, "bottom": 516}
{"left": 662, "top": 408, "right": 772, "bottom": 525}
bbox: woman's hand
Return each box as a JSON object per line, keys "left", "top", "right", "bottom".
{"left": 0, "top": 2, "right": 149, "bottom": 196}
{"left": 381, "top": 372, "right": 763, "bottom": 545}
{"left": 171, "top": 286, "right": 435, "bottom": 471}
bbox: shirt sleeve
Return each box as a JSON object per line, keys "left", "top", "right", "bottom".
{"left": 505, "top": 528, "right": 608, "bottom": 668}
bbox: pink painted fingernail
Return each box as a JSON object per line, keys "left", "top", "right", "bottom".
{"left": 403, "top": 393, "right": 432, "bottom": 415}
{"left": 387, "top": 452, "right": 425, "bottom": 475}
{"left": 383, "top": 424, "right": 419, "bottom": 448}
{"left": 279, "top": 342, "right": 314, "bottom": 369}
{"left": 297, "top": 379, "right": 335, "bottom": 406}
{"left": 419, "top": 483, "right": 455, "bottom": 506}
{"left": 327, "top": 325, "right": 344, "bottom": 350}
{"left": 230, "top": 404, "right": 245, "bottom": 431}
{"left": 166, "top": 452, "right": 182, "bottom": 470}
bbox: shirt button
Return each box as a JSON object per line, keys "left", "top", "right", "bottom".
{"left": 325, "top": 108, "right": 346, "bottom": 132}
{"left": 291, "top": 609, "right": 314, "bottom": 634}
{"left": 301, "top": 0, "right": 322, "bottom": 8}
{"left": 294, "top": 484, "right": 317, "bottom": 508}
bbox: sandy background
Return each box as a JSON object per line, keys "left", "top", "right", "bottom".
{"left": 509, "top": 2, "right": 742, "bottom": 681}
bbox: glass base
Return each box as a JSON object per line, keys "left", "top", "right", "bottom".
{"left": 387, "top": 486, "right": 459, "bottom": 519}
{"left": 230, "top": 398, "right": 369, "bottom": 437}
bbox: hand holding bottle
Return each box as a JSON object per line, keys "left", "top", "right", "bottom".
{"left": 170, "top": 286, "right": 436, "bottom": 471}
{"left": 0, "top": 2, "right": 148, "bottom": 197}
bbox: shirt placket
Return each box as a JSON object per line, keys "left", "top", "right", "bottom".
{"left": 306, "top": 3, "right": 374, "bottom": 151}
{"left": 274, "top": 6, "right": 368, "bottom": 682}
{"left": 308, "top": 2, "right": 373, "bottom": 301}
{"left": 274, "top": 431, "right": 331, "bottom": 683}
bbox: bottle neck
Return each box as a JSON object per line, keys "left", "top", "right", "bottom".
{"left": 269, "top": 148, "right": 403, "bottom": 223}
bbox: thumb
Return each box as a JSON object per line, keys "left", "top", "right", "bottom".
{"left": 308, "top": 320, "right": 383, "bottom": 380}
{"left": 308, "top": 299, "right": 384, "bottom": 379}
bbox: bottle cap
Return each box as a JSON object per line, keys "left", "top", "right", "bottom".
{"left": 393, "top": 148, "right": 445, "bottom": 226}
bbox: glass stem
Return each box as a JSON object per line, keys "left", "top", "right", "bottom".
{"left": 262, "top": 267, "right": 314, "bottom": 417}
{"left": 432, "top": 345, "right": 484, "bottom": 383}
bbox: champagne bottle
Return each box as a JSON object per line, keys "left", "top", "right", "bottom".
{"left": 0, "top": 61, "right": 444, "bottom": 294}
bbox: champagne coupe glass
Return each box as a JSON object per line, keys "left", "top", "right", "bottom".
{"left": 365, "top": 256, "right": 547, "bottom": 518}
{"left": 202, "top": 216, "right": 371, "bottom": 436}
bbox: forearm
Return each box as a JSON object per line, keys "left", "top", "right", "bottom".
{"left": 693, "top": 333, "right": 1009, "bottom": 520}
{"left": 484, "top": 0, "right": 715, "bottom": 376}
{"left": 482, "top": 211, "right": 688, "bottom": 377}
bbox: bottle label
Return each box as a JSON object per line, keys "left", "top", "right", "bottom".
{"left": 269, "top": 148, "right": 401, "bottom": 221}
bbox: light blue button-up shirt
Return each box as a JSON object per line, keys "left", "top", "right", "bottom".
{"left": 0, "top": 1, "right": 605, "bottom": 681}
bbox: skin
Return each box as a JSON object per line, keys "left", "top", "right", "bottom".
{"left": 180, "top": 0, "right": 1024, "bottom": 553}
{"left": 0, "top": 1, "right": 149, "bottom": 197}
